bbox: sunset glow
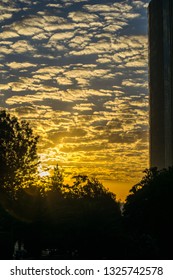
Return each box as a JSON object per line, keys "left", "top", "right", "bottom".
{"left": 38, "top": 165, "right": 50, "bottom": 178}
{"left": 0, "top": 0, "right": 150, "bottom": 200}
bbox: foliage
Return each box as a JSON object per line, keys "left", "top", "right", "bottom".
{"left": 1, "top": 112, "right": 173, "bottom": 259}
{"left": 0, "top": 110, "right": 39, "bottom": 196}
{"left": 123, "top": 167, "right": 173, "bottom": 259}
{"left": 38, "top": 173, "right": 122, "bottom": 259}
{"left": 66, "top": 175, "right": 116, "bottom": 199}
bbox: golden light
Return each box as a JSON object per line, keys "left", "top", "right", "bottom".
{"left": 38, "top": 165, "right": 50, "bottom": 178}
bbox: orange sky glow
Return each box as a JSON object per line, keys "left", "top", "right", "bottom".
{"left": 0, "top": 0, "right": 150, "bottom": 200}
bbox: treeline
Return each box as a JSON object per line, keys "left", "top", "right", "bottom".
{"left": 0, "top": 111, "right": 173, "bottom": 260}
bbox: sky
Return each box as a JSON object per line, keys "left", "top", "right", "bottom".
{"left": 0, "top": 0, "right": 150, "bottom": 200}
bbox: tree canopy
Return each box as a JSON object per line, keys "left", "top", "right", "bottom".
{"left": 1, "top": 111, "right": 173, "bottom": 260}
{"left": 0, "top": 110, "right": 39, "bottom": 196}
{"left": 0, "top": 112, "right": 122, "bottom": 259}
{"left": 123, "top": 167, "right": 173, "bottom": 259}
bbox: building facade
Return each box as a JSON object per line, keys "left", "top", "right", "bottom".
{"left": 149, "top": 0, "right": 173, "bottom": 168}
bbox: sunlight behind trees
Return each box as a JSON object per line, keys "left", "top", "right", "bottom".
{"left": 0, "top": 111, "right": 173, "bottom": 260}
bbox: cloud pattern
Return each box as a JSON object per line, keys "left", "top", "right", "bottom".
{"left": 0, "top": 0, "right": 150, "bottom": 199}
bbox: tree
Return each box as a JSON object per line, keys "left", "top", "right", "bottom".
{"left": 40, "top": 174, "right": 123, "bottom": 259}
{"left": 123, "top": 167, "right": 173, "bottom": 259}
{"left": 0, "top": 110, "right": 39, "bottom": 196}
{"left": 50, "top": 164, "right": 64, "bottom": 193}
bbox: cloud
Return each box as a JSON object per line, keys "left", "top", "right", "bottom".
{"left": 65, "top": 0, "right": 88, "bottom": 3}
{"left": 84, "top": 4, "right": 129, "bottom": 13}
{"left": 68, "top": 34, "right": 92, "bottom": 48}
{"left": 122, "top": 79, "right": 148, "bottom": 88}
{"left": 132, "top": 0, "right": 149, "bottom": 9}
{"left": 46, "top": 23, "right": 75, "bottom": 32}
{"left": 43, "top": 15, "right": 65, "bottom": 23}
{"left": 14, "top": 25, "right": 42, "bottom": 36}
{"left": 0, "top": 83, "right": 10, "bottom": 90}
{"left": 35, "top": 66, "right": 63, "bottom": 75}
{"left": 32, "top": 33, "right": 49, "bottom": 40}
{"left": 49, "top": 32, "right": 75, "bottom": 41}
{"left": 0, "top": 31, "right": 19, "bottom": 39}
{"left": 0, "top": 13, "right": 13, "bottom": 21}
{"left": 17, "top": 0, "right": 32, "bottom": 3}
{"left": 8, "top": 82, "right": 30, "bottom": 92}
{"left": 35, "top": 64, "right": 114, "bottom": 88}
{"left": 0, "top": 0, "right": 149, "bottom": 195}
{"left": 0, "top": 46, "right": 12, "bottom": 54}
{"left": 7, "top": 62, "right": 37, "bottom": 69}
{"left": 8, "top": 14, "right": 73, "bottom": 41}
{"left": 64, "top": 67, "right": 109, "bottom": 80}
{"left": 56, "top": 77, "right": 73, "bottom": 86}
{"left": 69, "top": 41, "right": 112, "bottom": 56}
{"left": 11, "top": 40, "right": 36, "bottom": 53}
{"left": 46, "top": 3, "right": 62, "bottom": 8}
{"left": 103, "top": 23, "right": 127, "bottom": 32}
{"left": 73, "top": 103, "right": 94, "bottom": 112}
{"left": 84, "top": 2, "right": 140, "bottom": 21}
{"left": 0, "top": 1, "right": 19, "bottom": 22}
{"left": 6, "top": 92, "right": 54, "bottom": 104}
{"left": 68, "top": 11, "right": 99, "bottom": 23}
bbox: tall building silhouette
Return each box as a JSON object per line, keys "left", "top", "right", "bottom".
{"left": 149, "top": 0, "right": 173, "bottom": 168}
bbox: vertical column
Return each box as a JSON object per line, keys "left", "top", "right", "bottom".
{"left": 149, "top": 0, "right": 165, "bottom": 168}
{"left": 163, "top": 0, "right": 172, "bottom": 167}
{"left": 171, "top": 0, "right": 173, "bottom": 166}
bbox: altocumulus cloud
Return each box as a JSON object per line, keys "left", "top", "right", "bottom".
{"left": 0, "top": 0, "right": 150, "bottom": 199}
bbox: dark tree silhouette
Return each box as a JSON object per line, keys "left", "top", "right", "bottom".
{"left": 40, "top": 174, "right": 123, "bottom": 259}
{"left": 0, "top": 110, "right": 39, "bottom": 197}
{"left": 0, "top": 111, "right": 40, "bottom": 258}
{"left": 50, "top": 164, "right": 64, "bottom": 193}
{"left": 123, "top": 167, "right": 173, "bottom": 259}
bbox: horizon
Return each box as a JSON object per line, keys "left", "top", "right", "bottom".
{"left": 0, "top": 0, "right": 150, "bottom": 200}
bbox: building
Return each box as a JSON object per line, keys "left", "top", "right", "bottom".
{"left": 149, "top": 0, "right": 173, "bottom": 168}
